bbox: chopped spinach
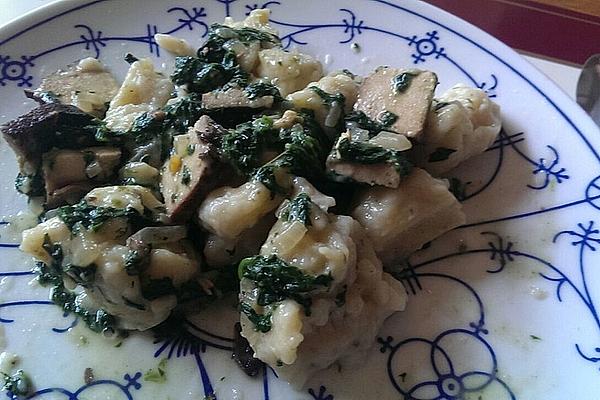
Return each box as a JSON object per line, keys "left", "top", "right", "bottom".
{"left": 63, "top": 264, "right": 96, "bottom": 287}
{"left": 171, "top": 56, "right": 248, "bottom": 94}
{"left": 448, "top": 177, "right": 468, "bottom": 201}
{"left": 239, "top": 254, "right": 333, "bottom": 317}
{"left": 428, "top": 147, "right": 456, "bottom": 162}
{"left": 336, "top": 137, "right": 413, "bottom": 176}
{"left": 1, "top": 370, "right": 31, "bottom": 396}
{"left": 124, "top": 249, "right": 148, "bottom": 276}
{"left": 392, "top": 72, "right": 418, "bottom": 94}
{"left": 220, "top": 115, "right": 278, "bottom": 175}
{"left": 14, "top": 172, "right": 44, "bottom": 197}
{"left": 280, "top": 193, "right": 312, "bottom": 226}
{"left": 253, "top": 113, "right": 329, "bottom": 193}
{"left": 345, "top": 111, "right": 389, "bottom": 137}
{"left": 222, "top": 111, "right": 329, "bottom": 194}
{"left": 170, "top": 23, "right": 278, "bottom": 94}
{"left": 378, "top": 111, "right": 398, "bottom": 128}
{"left": 310, "top": 86, "right": 345, "bottom": 108}
{"left": 57, "top": 201, "right": 142, "bottom": 232}
{"left": 240, "top": 302, "right": 272, "bottom": 333}
{"left": 244, "top": 82, "right": 283, "bottom": 102}
{"left": 36, "top": 255, "right": 116, "bottom": 334}
{"left": 124, "top": 53, "right": 139, "bottom": 64}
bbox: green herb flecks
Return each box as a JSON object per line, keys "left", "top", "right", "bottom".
{"left": 1, "top": 370, "right": 31, "bottom": 396}
{"left": 336, "top": 137, "right": 413, "bottom": 176}
{"left": 239, "top": 254, "right": 333, "bottom": 318}
{"left": 186, "top": 143, "right": 196, "bottom": 156}
{"left": 530, "top": 335, "right": 542, "bottom": 341}
{"left": 181, "top": 165, "right": 191, "bottom": 185}
{"left": 144, "top": 358, "right": 168, "bottom": 383}
{"left": 392, "top": 72, "right": 418, "bottom": 94}
{"left": 281, "top": 193, "right": 312, "bottom": 226}
{"left": 428, "top": 147, "right": 456, "bottom": 162}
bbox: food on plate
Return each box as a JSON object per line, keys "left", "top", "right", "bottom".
{"left": 0, "top": 9, "right": 501, "bottom": 386}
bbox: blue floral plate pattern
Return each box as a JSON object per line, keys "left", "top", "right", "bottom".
{"left": 0, "top": 0, "right": 599, "bottom": 398}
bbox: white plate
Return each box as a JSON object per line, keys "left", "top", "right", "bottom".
{"left": 0, "top": 0, "right": 599, "bottom": 399}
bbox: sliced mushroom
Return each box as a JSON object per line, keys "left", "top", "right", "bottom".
{"left": 42, "top": 147, "right": 122, "bottom": 193}
{"left": 160, "top": 116, "right": 236, "bottom": 223}
{"left": 1, "top": 103, "right": 95, "bottom": 174}
{"left": 45, "top": 183, "right": 96, "bottom": 208}
{"left": 25, "top": 57, "right": 119, "bottom": 117}
{"left": 354, "top": 67, "right": 437, "bottom": 138}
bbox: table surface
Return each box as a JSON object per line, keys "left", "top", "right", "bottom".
{"left": 0, "top": 0, "right": 585, "bottom": 102}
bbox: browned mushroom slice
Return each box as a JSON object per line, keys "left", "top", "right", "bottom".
{"left": 42, "top": 147, "right": 122, "bottom": 193}
{"left": 45, "top": 183, "right": 96, "bottom": 208}
{"left": 354, "top": 67, "right": 437, "bottom": 138}
{"left": 24, "top": 58, "right": 119, "bottom": 117}
{"left": 1, "top": 103, "right": 95, "bottom": 173}
{"left": 202, "top": 88, "right": 274, "bottom": 109}
{"left": 160, "top": 116, "right": 235, "bottom": 223}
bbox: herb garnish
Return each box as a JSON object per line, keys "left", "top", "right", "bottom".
{"left": 144, "top": 358, "right": 168, "bottom": 383}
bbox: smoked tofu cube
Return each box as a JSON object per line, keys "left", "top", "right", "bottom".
{"left": 160, "top": 116, "right": 234, "bottom": 223}
{"left": 351, "top": 168, "right": 465, "bottom": 264}
{"left": 354, "top": 67, "right": 437, "bottom": 138}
